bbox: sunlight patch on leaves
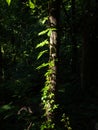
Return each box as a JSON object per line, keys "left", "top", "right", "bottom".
{"left": 39, "top": 17, "right": 48, "bottom": 24}
{"left": 29, "top": 0, "right": 35, "bottom": 9}
{"left": 36, "top": 40, "right": 48, "bottom": 48}
{"left": 6, "top": 0, "right": 11, "bottom": 6}
{"left": 38, "top": 29, "right": 49, "bottom": 36}
{"left": 47, "top": 28, "right": 57, "bottom": 36}
{"left": 37, "top": 50, "right": 48, "bottom": 60}
{"left": 36, "top": 63, "right": 49, "bottom": 70}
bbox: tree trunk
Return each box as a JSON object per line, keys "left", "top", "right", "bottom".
{"left": 42, "top": 0, "right": 60, "bottom": 129}
{"left": 0, "top": 45, "right": 3, "bottom": 83}
{"left": 48, "top": 0, "right": 60, "bottom": 97}
{"left": 71, "top": 0, "right": 79, "bottom": 74}
{"left": 81, "top": 0, "right": 98, "bottom": 96}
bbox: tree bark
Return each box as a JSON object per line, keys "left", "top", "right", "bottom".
{"left": 71, "top": 0, "right": 78, "bottom": 74}
{"left": 81, "top": 0, "right": 98, "bottom": 96}
{"left": 0, "top": 45, "right": 3, "bottom": 83}
{"left": 43, "top": 0, "right": 61, "bottom": 129}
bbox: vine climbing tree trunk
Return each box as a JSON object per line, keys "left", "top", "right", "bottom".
{"left": 41, "top": 0, "right": 61, "bottom": 129}
{"left": 48, "top": 0, "right": 60, "bottom": 120}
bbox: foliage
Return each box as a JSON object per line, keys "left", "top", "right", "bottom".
{"left": 61, "top": 113, "right": 72, "bottom": 130}
{"left": 6, "top": 0, "right": 11, "bottom": 6}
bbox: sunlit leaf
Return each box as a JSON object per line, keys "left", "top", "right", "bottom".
{"left": 47, "top": 30, "right": 52, "bottom": 36}
{"left": 29, "top": 0, "right": 35, "bottom": 9}
{"left": 6, "top": 0, "right": 11, "bottom": 6}
{"left": 36, "top": 40, "right": 48, "bottom": 48}
{"left": 36, "top": 63, "right": 49, "bottom": 70}
{"left": 47, "top": 28, "right": 57, "bottom": 36}
{"left": 37, "top": 50, "right": 48, "bottom": 60}
{"left": 38, "top": 29, "right": 49, "bottom": 36}
{"left": 40, "top": 17, "right": 48, "bottom": 24}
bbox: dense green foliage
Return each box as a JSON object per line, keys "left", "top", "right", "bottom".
{"left": 0, "top": 0, "right": 98, "bottom": 130}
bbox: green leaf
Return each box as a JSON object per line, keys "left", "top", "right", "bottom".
{"left": 37, "top": 50, "right": 48, "bottom": 60}
{"left": 44, "top": 69, "right": 52, "bottom": 77}
{"left": 47, "top": 28, "right": 57, "bottom": 36}
{"left": 6, "top": 0, "right": 11, "bottom": 6}
{"left": 42, "top": 17, "right": 48, "bottom": 24}
{"left": 29, "top": 0, "right": 35, "bottom": 9}
{"left": 40, "top": 17, "right": 48, "bottom": 24}
{"left": 36, "top": 40, "right": 48, "bottom": 48}
{"left": 47, "top": 30, "right": 52, "bottom": 36}
{"left": 36, "top": 63, "right": 49, "bottom": 70}
{"left": 1, "top": 104, "right": 12, "bottom": 110}
{"left": 38, "top": 29, "right": 49, "bottom": 36}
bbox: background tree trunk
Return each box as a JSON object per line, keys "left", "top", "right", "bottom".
{"left": 71, "top": 0, "right": 78, "bottom": 74}
{"left": 81, "top": 0, "right": 98, "bottom": 96}
{"left": 0, "top": 45, "right": 3, "bottom": 83}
